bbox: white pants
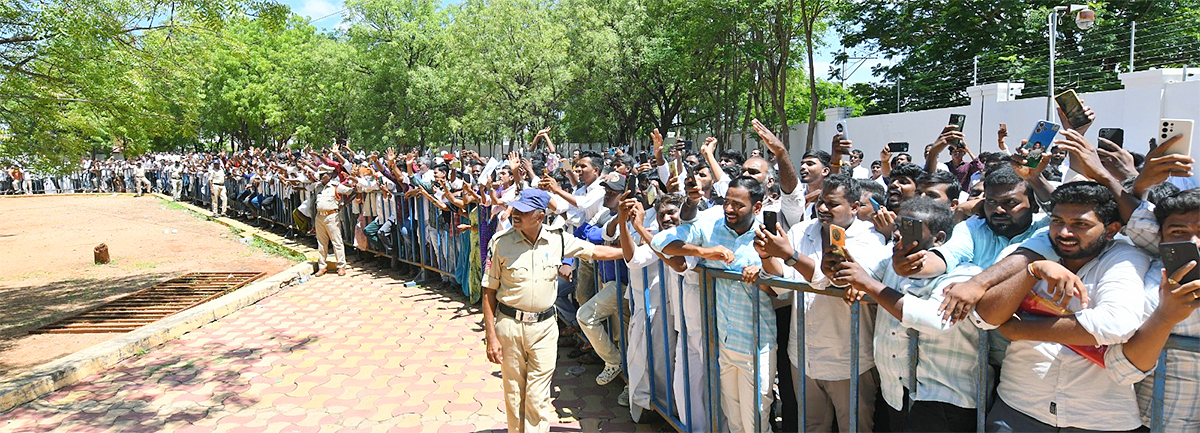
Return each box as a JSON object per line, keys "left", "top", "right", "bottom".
{"left": 719, "top": 345, "right": 776, "bottom": 433}
{"left": 577, "top": 281, "right": 622, "bottom": 366}
{"left": 673, "top": 279, "right": 710, "bottom": 432}
{"left": 628, "top": 283, "right": 671, "bottom": 418}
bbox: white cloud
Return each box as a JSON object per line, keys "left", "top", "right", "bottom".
{"left": 296, "top": 0, "right": 339, "bottom": 20}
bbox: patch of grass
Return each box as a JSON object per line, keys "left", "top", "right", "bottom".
{"left": 249, "top": 237, "right": 305, "bottom": 262}
{"left": 134, "top": 347, "right": 149, "bottom": 357}
{"left": 157, "top": 198, "right": 189, "bottom": 212}
{"left": 131, "top": 261, "right": 159, "bottom": 270}
{"left": 229, "top": 226, "right": 244, "bottom": 237}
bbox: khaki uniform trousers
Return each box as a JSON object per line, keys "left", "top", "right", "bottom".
{"left": 135, "top": 176, "right": 151, "bottom": 195}
{"left": 211, "top": 184, "right": 228, "bottom": 214}
{"left": 314, "top": 210, "right": 345, "bottom": 271}
{"left": 496, "top": 314, "right": 558, "bottom": 433}
{"left": 170, "top": 178, "right": 182, "bottom": 200}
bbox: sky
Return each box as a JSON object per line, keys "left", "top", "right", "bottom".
{"left": 278, "top": 0, "right": 891, "bottom": 85}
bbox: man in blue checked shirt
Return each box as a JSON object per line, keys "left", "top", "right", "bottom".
{"left": 651, "top": 176, "right": 787, "bottom": 433}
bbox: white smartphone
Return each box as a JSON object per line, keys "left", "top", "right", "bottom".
{"left": 1158, "top": 118, "right": 1194, "bottom": 157}
{"left": 836, "top": 120, "right": 850, "bottom": 141}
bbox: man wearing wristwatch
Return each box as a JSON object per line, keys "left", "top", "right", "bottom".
{"left": 756, "top": 173, "right": 890, "bottom": 432}
{"left": 481, "top": 189, "right": 625, "bottom": 433}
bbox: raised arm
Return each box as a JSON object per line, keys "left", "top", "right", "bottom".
{"left": 751, "top": 119, "right": 798, "bottom": 194}
{"left": 700, "top": 137, "right": 724, "bottom": 183}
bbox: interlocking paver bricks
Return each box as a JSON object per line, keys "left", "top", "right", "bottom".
{"left": 0, "top": 261, "right": 668, "bottom": 432}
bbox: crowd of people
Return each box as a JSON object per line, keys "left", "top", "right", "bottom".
{"left": 15, "top": 102, "right": 1199, "bottom": 433}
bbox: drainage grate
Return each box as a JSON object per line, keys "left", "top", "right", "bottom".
{"left": 32, "top": 272, "right": 266, "bottom": 334}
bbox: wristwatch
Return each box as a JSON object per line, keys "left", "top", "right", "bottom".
{"left": 784, "top": 250, "right": 799, "bottom": 267}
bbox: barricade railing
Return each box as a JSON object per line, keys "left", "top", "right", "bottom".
{"left": 603, "top": 264, "right": 993, "bottom": 433}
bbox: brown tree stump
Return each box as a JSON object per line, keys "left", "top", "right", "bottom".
{"left": 94, "top": 243, "right": 110, "bottom": 264}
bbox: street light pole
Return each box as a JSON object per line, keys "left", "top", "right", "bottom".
{"left": 1048, "top": 4, "right": 1093, "bottom": 120}
{"left": 1048, "top": 6, "right": 1064, "bottom": 120}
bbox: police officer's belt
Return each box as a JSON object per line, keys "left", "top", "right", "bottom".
{"left": 498, "top": 304, "right": 555, "bottom": 323}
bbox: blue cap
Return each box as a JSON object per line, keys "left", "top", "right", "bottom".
{"left": 511, "top": 188, "right": 551, "bottom": 213}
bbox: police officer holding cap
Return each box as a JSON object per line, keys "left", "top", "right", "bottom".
{"left": 481, "top": 188, "right": 624, "bottom": 433}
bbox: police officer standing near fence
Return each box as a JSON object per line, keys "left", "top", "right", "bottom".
{"left": 209, "top": 160, "right": 228, "bottom": 216}
{"left": 482, "top": 188, "right": 624, "bottom": 433}
{"left": 312, "top": 168, "right": 355, "bottom": 277}
{"left": 169, "top": 161, "right": 183, "bottom": 201}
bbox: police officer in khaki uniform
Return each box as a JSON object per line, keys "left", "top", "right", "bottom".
{"left": 482, "top": 189, "right": 624, "bottom": 433}
{"left": 312, "top": 170, "right": 355, "bottom": 277}
{"left": 208, "top": 161, "right": 228, "bottom": 216}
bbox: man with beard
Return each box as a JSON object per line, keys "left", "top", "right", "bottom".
{"left": 966, "top": 182, "right": 1150, "bottom": 432}
{"left": 899, "top": 166, "right": 1046, "bottom": 281}
{"left": 754, "top": 173, "right": 889, "bottom": 432}
{"left": 652, "top": 176, "right": 780, "bottom": 433}
{"left": 482, "top": 189, "right": 625, "bottom": 433}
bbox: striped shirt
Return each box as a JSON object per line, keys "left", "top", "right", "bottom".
{"left": 652, "top": 213, "right": 773, "bottom": 356}
{"left": 869, "top": 262, "right": 986, "bottom": 411}
{"left": 1104, "top": 259, "right": 1200, "bottom": 431}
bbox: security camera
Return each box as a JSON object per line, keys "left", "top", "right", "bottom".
{"left": 1075, "top": 9, "right": 1095, "bottom": 30}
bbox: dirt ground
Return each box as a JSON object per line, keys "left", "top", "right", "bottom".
{"left": 0, "top": 194, "right": 296, "bottom": 378}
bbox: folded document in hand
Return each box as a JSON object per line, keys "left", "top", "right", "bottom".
{"left": 1018, "top": 294, "right": 1108, "bottom": 367}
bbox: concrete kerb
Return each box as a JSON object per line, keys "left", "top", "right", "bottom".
{"left": 148, "top": 193, "right": 318, "bottom": 263}
{"left": 0, "top": 194, "right": 317, "bottom": 414}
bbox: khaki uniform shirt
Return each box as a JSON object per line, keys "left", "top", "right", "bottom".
{"left": 209, "top": 169, "right": 226, "bottom": 185}
{"left": 134, "top": 167, "right": 147, "bottom": 179}
{"left": 482, "top": 227, "right": 595, "bottom": 313}
{"left": 315, "top": 180, "right": 353, "bottom": 212}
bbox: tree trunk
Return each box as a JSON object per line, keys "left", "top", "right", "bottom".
{"left": 805, "top": 24, "right": 819, "bottom": 152}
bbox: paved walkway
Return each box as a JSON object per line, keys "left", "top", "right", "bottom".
{"left": 1, "top": 263, "right": 663, "bottom": 432}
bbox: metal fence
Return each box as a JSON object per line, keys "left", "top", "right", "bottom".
{"left": 138, "top": 180, "right": 1200, "bottom": 432}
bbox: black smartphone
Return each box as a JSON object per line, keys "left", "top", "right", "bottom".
{"left": 899, "top": 216, "right": 924, "bottom": 247}
{"left": 625, "top": 173, "right": 639, "bottom": 196}
{"left": 1161, "top": 241, "right": 1200, "bottom": 285}
{"left": 1098, "top": 128, "right": 1125, "bottom": 148}
{"left": 887, "top": 142, "right": 910, "bottom": 153}
{"left": 763, "top": 211, "right": 778, "bottom": 234}
{"left": 948, "top": 114, "right": 967, "bottom": 146}
{"left": 1054, "top": 89, "right": 1092, "bottom": 129}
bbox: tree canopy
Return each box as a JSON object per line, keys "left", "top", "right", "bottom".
{"left": 4, "top": 0, "right": 1194, "bottom": 172}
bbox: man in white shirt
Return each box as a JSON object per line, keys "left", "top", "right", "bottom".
{"left": 849, "top": 149, "right": 870, "bottom": 179}
{"left": 756, "top": 173, "right": 889, "bottom": 432}
{"left": 971, "top": 182, "right": 1151, "bottom": 432}
{"left": 618, "top": 193, "right": 687, "bottom": 422}
{"left": 540, "top": 151, "right": 607, "bottom": 302}
{"left": 833, "top": 196, "right": 987, "bottom": 432}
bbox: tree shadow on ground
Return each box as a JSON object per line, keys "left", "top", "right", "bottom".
{"left": 0, "top": 273, "right": 174, "bottom": 338}
{"left": 0, "top": 331, "right": 318, "bottom": 432}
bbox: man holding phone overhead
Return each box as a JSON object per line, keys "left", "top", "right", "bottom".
{"left": 754, "top": 173, "right": 889, "bottom": 432}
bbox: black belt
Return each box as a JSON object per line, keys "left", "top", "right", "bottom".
{"left": 498, "top": 304, "right": 555, "bottom": 323}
